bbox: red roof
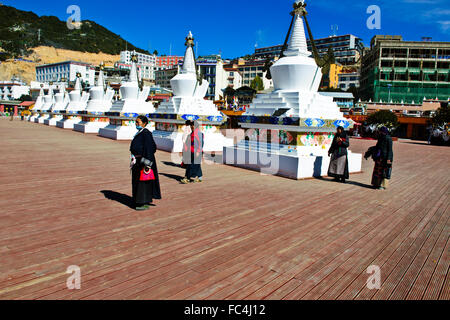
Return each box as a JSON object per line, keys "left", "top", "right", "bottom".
{"left": 20, "top": 101, "right": 35, "bottom": 107}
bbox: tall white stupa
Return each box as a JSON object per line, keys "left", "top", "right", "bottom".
{"left": 35, "top": 85, "right": 54, "bottom": 124}
{"left": 224, "top": 0, "right": 362, "bottom": 179}
{"left": 56, "top": 74, "right": 90, "bottom": 129}
{"left": 44, "top": 84, "right": 70, "bottom": 126}
{"left": 150, "top": 31, "right": 233, "bottom": 152}
{"left": 2, "top": 87, "right": 10, "bottom": 101}
{"left": 99, "top": 52, "right": 156, "bottom": 140}
{"left": 74, "top": 64, "right": 115, "bottom": 133}
{"left": 29, "top": 85, "right": 45, "bottom": 122}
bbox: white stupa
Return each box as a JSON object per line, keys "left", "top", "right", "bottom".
{"left": 74, "top": 65, "right": 115, "bottom": 133}
{"left": 56, "top": 75, "right": 90, "bottom": 129}
{"left": 29, "top": 86, "right": 45, "bottom": 122}
{"left": 150, "top": 31, "right": 233, "bottom": 152}
{"left": 2, "top": 87, "right": 10, "bottom": 101}
{"left": 223, "top": 0, "right": 362, "bottom": 179}
{"left": 99, "top": 52, "right": 156, "bottom": 140}
{"left": 44, "top": 84, "right": 70, "bottom": 126}
{"left": 35, "top": 85, "right": 54, "bottom": 124}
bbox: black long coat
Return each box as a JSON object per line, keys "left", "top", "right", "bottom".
{"left": 130, "top": 129, "right": 162, "bottom": 204}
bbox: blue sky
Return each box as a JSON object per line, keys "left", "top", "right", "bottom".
{"left": 3, "top": 0, "right": 450, "bottom": 58}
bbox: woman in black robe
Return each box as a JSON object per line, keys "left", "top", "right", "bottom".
{"left": 328, "top": 126, "right": 350, "bottom": 183}
{"left": 130, "top": 116, "right": 162, "bottom": 210}
{"left": 367, "top": 126, "right": 393, "bottom": 190}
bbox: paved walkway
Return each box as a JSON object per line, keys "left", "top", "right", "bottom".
{"left": 0, "top": 118, "right": 448, "bottom": 300}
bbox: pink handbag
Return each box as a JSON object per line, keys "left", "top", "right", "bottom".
{"left": 140, "top": 167, "right": 155, "bottom": 181}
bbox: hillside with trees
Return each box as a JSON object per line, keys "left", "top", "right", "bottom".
{"left": 0, "top": 4, "right": 148, "bottom": 60}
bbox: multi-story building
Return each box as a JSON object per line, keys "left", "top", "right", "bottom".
{"left": 338, "top": 71, "right": 360, "bottom": 90}
{"left": 254, "top": 45, "right": 284, "bottom": 59}
{"left": 321, "top": 63, "right": 343, "bottom": 89}
{"left": 223, "top": 66, "right": 243, "bottom": 90}
{"left": 360, "top": 35, "right": 450, "bottom": 104}
{"left": 308, "top": 34, "right": 364, "bottom": 66}
{"left": 155, "top": 67, "right": 179, "bottom": 90}
{"left": 115, "top": 62, "right": 155, "bottom": 84}
{"left": 156, "top": 56, "right": 184, "bottom": 70}
{"left": 254, "top": 35, "right": 364, "bottom": 66}
{"left": 36, "top": 61, "right": 96, "bottom": 86}
{"left": 120, "top": 50, "right": 156, "bottom": 66}
{"left": 236, "top": 59, "right": 273, "bottom": 90}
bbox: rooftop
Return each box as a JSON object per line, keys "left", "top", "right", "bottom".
{"left": 0, "top": 119, "right": 448, "bottom": 300}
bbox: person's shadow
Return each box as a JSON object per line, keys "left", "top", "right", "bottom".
{"left": 101, "top": 190, "right": 135, "bottom": 209}
{"left": 159, "top": 173, "right": 184, "bottom": 182}
{"left": 162, "top": 161, "right": 182, "bottom": 168}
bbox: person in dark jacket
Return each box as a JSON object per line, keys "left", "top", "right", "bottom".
{"left": 366, "top": 126, "right": 394, "bottom": 190}
{"left": 181, "top": 120, "right": 204, "bottom": 184}
{"left": 130, "top": 116, "right": 162, "bottom": 210}
{"left": 328, "top": 126, "right": 350, "bottom": 183}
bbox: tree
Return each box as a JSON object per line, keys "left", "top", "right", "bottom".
{"left": 367, "top": 110, "right": 399, "bottom": 130}
{"left": 432, "top": 104, "right": 450, "bottom": 127}
{"left": 250, "top": 75, "right": 264, "bottom": 91}
{"left": 153, "top": 50, "right": 158, "bottom": 56}
{"left": 346, "top": 86, "right": 361, "bottom": 104}
{"left": 19, "top": 94, "right": 33, "bottom": 102}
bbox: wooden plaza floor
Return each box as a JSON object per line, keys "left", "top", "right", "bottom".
{"left": 0, "top": 118, "right": 448, "bottom": 300}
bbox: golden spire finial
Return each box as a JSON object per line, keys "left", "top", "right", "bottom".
{"left": 292, "top": 0, "right": 307, "bottom": 16}
{"left": 185, "top": 31, "right": 195, "bottom": 47}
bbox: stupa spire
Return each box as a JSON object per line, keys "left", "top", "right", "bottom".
{"left": 130, "top": 51, "right": 139, "bottom": 83}
{"left": 98, "top": 62, "right": 105, "bottom": 88}
{"left": 181, "top": 31, "right": 196, "bottom": 74}
{"left": 74, "top": 73, "right": 82, "bottom": 91}
{"left": 285, "top": 0, "right": 311, "bottom": 57}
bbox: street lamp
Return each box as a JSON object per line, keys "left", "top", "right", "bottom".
{"left": 387, "top": 84, "right": 392, "bottom": 103}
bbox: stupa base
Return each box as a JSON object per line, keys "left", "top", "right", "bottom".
{"left": 35, "top": 115, "right": 50, "bottom": 124}
{"left": 223, "top": 142, "right": 362, "bottom": 180}
{"left": 44, "top": 117, "right": 63, "bottom": 126}
{"left": 152, "top": 130, "right": 234, "bottom": 153}
{"left": 99, "top": 125, "right": 140, "bottom": 140}
{"left": 74, "top": 121, "right": 109, "bottom": 134}
{"left": 56, "top": 119, "right": 82, "bottom": 129}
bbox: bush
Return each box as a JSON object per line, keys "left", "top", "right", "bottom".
{"left": 432, "top": 104, "right": 450, "bottom": 127}
{"left": 367, "top": 110, "right": 399, "bottom": 130}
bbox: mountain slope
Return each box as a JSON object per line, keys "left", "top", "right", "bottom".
{"left": 0, "top": 4, "right": 148, "bottom": 59}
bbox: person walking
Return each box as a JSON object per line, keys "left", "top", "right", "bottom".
{"left": 327, "top": 126, "right": 350, "bottom": 183}
{"left": 181, "top": 120, "right": 204, "bottom": 184}
{"left": 366, "top": 126, "right": 394, "bottom": 190}
{"left": 130, "top": 115, "right": 162, "bottom": 211}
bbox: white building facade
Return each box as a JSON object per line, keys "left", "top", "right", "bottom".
{"left": 0, "top": 81, "right": 30, "bottom": 100}
{"left": 36, "top": 61, "right": 95, "bottom": 86}
{"left": 338, "top": 72, "right": 360, "bottom": 90}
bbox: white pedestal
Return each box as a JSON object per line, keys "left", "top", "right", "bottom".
{"left": 74, "top": 121, "right": 109, "bottom": 134}
{"left": 36, "top": 114, "right": 50, "bottom": 124}
{"left": 44, "top": 116, "right": 63, "bottom": 126}
{"left": 56, "top": 118, "right": 82, "bottom": 129}
{"left": 152, "top": 130, "right": 235, "bottom": 153}
{"left": 223, "top": 143, "right": 362, "bottom": 180}
{"left": 99, "top": 125, "right": 139, "bottom": 140}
